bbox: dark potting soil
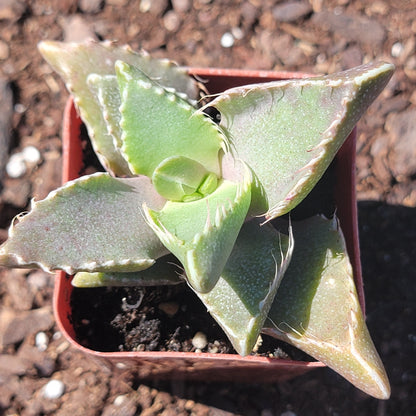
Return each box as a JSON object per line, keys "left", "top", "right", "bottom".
{"left": 70, "top": 282, "right": 311, "bottom": 360}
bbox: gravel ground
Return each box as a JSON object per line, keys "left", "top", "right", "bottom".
{"left": 0, "top": 1, "right": 415, "bottom": 415}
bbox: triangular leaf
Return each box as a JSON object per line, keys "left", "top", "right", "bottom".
{"left": 117, "top": 61, "right": 224, "bottom": 178}
{"left": 38, "top": 40, "right": 199, "bottom": 175}
{"left": 196, "top": 219, "right": 293, "bottom": 355}
{"left": 209, "top": 62, "right": 394, "bottom": 219}
{"left": 263, "top": 216, "right": 390, "bottom": 399}
{"left": 0, "top": 174, "right": 168, "bottom": 274}
{"left": 72, "top": 254, "right": 183, "bottom": 287}
{"left": 144, "top": 173, "right": 251, "bottom": 293}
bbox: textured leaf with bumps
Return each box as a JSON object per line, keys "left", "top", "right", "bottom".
{"left": 144, "top": 172, "right": 252, "bottom": 293}
{"left": 263, "top": 216, "right": 390, "bottom": 399}
{"left": 0, "top": 174, "right": 168, "bottom": 273}
{"left": 38, "top": 40, "right": 199, "bottom": 175}
{"left": 117, "top": 61, "right": 224, "bottom": 178}
{"left": 197, "top": 219, "right": 293, "bottom": 355}
{"left": 209, "top": 62, "right": 395, "bottom": 220}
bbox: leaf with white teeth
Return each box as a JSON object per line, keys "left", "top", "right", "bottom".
{"left": 263, "top": 215, "right": 390, "bottom": 400}
{"left": 196, "top": 219, "right": 293, "bottom": 356}
{"left": 209, "top": 62, "right": 394, "bottom": 220}
{"left": 144, "top": 174, "right": 251, "bottom": 293}
{"left": 87, "top": 74, "right": 123, "bottom": 153}
{"left": 0, "top": 173, "right": 168, "bottom": 274}
{"left": 72, "top": 254, "right": 183, "bottom": 287}
{"left": 117, "top": 61, "right": 224, "bottom": 178}
{"left": 38, "top": 40, "right": 199, "bottom": 175}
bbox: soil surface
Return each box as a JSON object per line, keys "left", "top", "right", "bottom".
{"left": 0, "top": 1, "right": 415, "bottom": 415}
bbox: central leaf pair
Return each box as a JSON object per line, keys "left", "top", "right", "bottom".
{"left": 116, "top": 61, "right": 252, "bottom": 294}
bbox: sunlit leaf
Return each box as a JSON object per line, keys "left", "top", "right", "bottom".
{"left": 117, "top": 61, "right": 224, "bottom": 178}
{"left": 196, "top": 219, "right": 293, "bottom": 355}
{"left": 0, "top": 174, "right": 168, "bottom": 274}
{"left": 72, "top": 254, "right": 183, "bottom": 287}
{"left": 144, "top": 170, "right": 251, "bottom": 293}
{"left": 210, "top": 62, "right": 394, "bottom": 220}
{"left": 263, "top": 215, "right": 390, "bottom": 399}
{"left": 38, "top": 40, "right": 199, "bottom": 175}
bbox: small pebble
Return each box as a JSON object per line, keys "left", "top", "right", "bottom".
{"left": 114, "top": 394, "right": 128, "bottom": 406}
{"left": 158, "top": 301, "right": 179, "bottom": 317}
{"left": 14, "top": 103, "right": 26, "bottom": 113}
{"left": 52, "top": 331, "right": 62, "bottom": 340}
{"left": 42, "top": 379, "right": 65, "bottom": 399}
{"left": 6, "top": 153, "right": 26, "bottom": 178}
{"left": 172, "top": 0, "right": 191, "bottom": 13}
{"left": 391, "top": 42, "right": 404, "bottom": 58}
{"left": 220, "top": 32, "right": 235, "bottom": 48}
{"left": 163, "top": 10, "right": 180, "bottom": 32}
{"left": 207, "top": 345, "right": 219, "bottom": 354}
{"left": 35, "top": 331, "right": 49, "bottom": 351}
{"left": 22, "top": 146, "right": 41, "bottom": 164}
{"left": 231, "top": 27, "right": 244, "bottom": 40}
{"left": 192, "top": 331, "right": 208, "bottom": 350}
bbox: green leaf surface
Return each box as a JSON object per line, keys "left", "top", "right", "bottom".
{"left": 72, "top": 254, "right": 183, "bottom": 287}
{"left": 263, "top": 215, "right": 390, "bottom": 399}
{"left": 152, "top": 156, "right": 213, "bottom": 202}
{"left": 38, "top": 40, "right": 199, "bottom": 175}
{"left": 210, "top": 62, "right": 394, "bottom": 219}
{"left": 197, "top": 219, "right": 293, "bottom": 356}
{"left": 87, "top": 74, "right": 123, "bottom": 153}
{"left": 0, "top": 173, "right": 168, "bottom": 274}
{"left": 117, "top": 61, "right": 224, "bottom": 178}
{"left": 144, "top": 174, "right": 251, "bottom": 293}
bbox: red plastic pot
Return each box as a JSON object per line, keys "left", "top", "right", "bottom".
{"left": 54, "top": 68, "right": 363, "bottom": 381}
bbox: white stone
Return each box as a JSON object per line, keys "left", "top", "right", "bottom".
{"left": 220, "top": 32, "right": 234, "bottom": 48}
{"left": 6, "top": 153, "right": 26, "bottom": 178}
{"left": 391, "top": 42, "right": 404, "bottom": 58}
{"left": 192, "top": 331, "right": 208, "bottom": 350}
{"left": 42, "top": 379, "right": 65, "bottom": 399}
{"left": 114, "top": 394, "right": 128, "bottom": 406}
{"left": 22, "top": 146, "right": 41, "bottom": 164}
{"left": 35, "top": 331, "right": 49, "bottom": 351}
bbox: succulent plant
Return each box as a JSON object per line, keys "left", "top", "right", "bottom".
{"left": 0, "top": 40, "right": 394, "bottom": 399}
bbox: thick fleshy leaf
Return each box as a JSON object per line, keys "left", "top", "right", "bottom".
{"left": 117, "top": 61, "right": 224, "bottom": 178}
{"left": 87, "top": 74, "right": 123, "bottom": 153}
{"left": 263, "top": 216, "right": 390, "bottom": 399}
{"left": 209, "top": 62, "right": 394, "bottom": 219}
{"left": 38, "top": 40, "right": 199, "bottom": 175}
{"left": 0, "top": 173, "right": 168, "bottom": 274}
{"left": 152, "top": 156, "right": 215, "bottom": 202}
{"left": 72, "top": 254, "right": 183, "bottom": 287}
{"left": 196, "top": 219, "right": 293, "bottom": 356}
{"left": 144, "top": 173, "right": 251, "bottom": 293}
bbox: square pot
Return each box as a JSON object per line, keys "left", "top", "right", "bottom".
{"left": 54, "top": 68, "right": 363, "bottom": 382}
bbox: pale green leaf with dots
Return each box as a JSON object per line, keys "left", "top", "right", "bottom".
{"left": 0, "top": 173, "right": 168, "bottom": 274}
{"left": 144, "top": 169, "right": 252, "bottom": 294}
{"left": 263, "top": 215, "right": 390, "bottom": 399}
{"left": 72, "top": 254, "right": 183, "bottom": 287}
{"left": 117, "top": 61, "right": 224, "bottom": 178}
{"left": 209, "top": 62, "right": 395, "bottom": 220}
{"left": 196, "top": 218, "right": 293, "bottom": 356}
{"left": 38, "top": 40, "right": 199, "bottom": 175}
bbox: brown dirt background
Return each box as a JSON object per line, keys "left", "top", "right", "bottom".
{"left": 0, "top": 0, "right": 415, "bottom": 415}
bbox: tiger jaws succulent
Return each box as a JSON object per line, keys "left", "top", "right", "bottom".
{"left": 0, "top": 40, "right": 394, "bottom": 399}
